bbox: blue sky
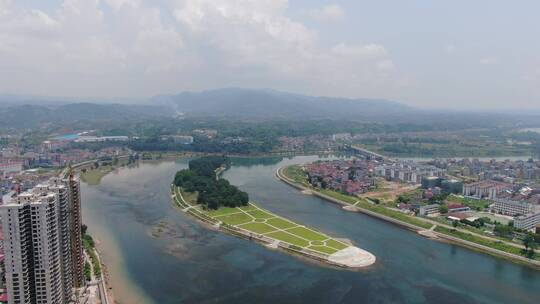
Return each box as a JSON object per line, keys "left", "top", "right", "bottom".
{"left": 1, "top": 0, "right": 539, "bottom": 109}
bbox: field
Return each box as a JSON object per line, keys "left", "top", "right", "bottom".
{"left": 173, "top": 186, "right": 349, "bottom": 256}
{"left": 80, "top": 165, "right": 114, "bottom": 185}
{"left": 283, "top": 165, "right": 310, "bottom": 185}
{"left": 446, "top": 194, "right": 492, "bottom": 210}
{"left": 359, "top": 179, "right": 420, "bottom": 205}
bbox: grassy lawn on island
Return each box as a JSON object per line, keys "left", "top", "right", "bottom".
{"left": 325, "top": 239, "right": 348, "bottom": 250}
{"left": 266, "top": 218, "right": 297, "bottom": 229}
{"left": 247, "top": 209, "right": 275, "bottom": 219}
{"left": 238, "top": 205, "right": 258, "bottom": 212}
{"left": 206, "top": 207, "right": 239, "bottom": 217}
{"left": 287, "top": 227, "right": 328, "bottom": 241}
{"left": 237, "top": 222, "right": 277, "bottom": 234}
{"left": 218, "top": 213, "right": 253, "bottom": 226}
{"left": 265, "top": 231, "right": 311, "bottom": 247}
{"left": 174, "top": 187, "right": 349, "bottom": 256}
{"left": 308, "top": 245, "right": 339, "bottom": 255}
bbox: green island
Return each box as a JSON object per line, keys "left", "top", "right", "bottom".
{"left": 279, "top": 164, "right": 540, "bottom": 267}
{"left": 171, "top": 156, "right": 376, "bottom": 268}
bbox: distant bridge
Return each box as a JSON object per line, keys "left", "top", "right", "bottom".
{"left": 347, "top": 145, "right": 389, "bottom": 162}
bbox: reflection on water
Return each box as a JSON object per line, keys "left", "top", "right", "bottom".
{"left": 82, "top": 156, "right": 540, "bottom": 304}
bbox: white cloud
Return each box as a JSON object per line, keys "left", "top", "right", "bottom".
{"left": 444, "top": 44, "right": 456, "bottom": 54}
{"left": 105, "top": 0, "right": 135, "bottom": 10}
{"left": 0, "top": 0, "right": 11, "bottom": 16}
{"left": 332, "top": 43, "right": 387, "bottom": 59}
{"left": 479, "top": 56, "right": 498, "bottom": 65}
{"left": 307, "top": 4, "right": 345, "bottom": 21}
{"left": 0, "top": 0, "right": 400, "bottom": 99}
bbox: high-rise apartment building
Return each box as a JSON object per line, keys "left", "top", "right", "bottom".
{"left": 0, "top": 174, "right": 84, "bottom": 304}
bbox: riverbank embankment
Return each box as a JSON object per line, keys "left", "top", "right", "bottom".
{"left": 276, "top": 166, "right": 540, "bottom": 269}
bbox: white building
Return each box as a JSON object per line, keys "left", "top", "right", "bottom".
{"left": 0, "top": 175, "right": 84, "bottom": 304}
{"left": 462, "top": 180, "right": 512, "bottom": 200}
{"left": 375, "top": 162, "right": 445, "bottom": 184}
{"left": 0, "top": 162, "right": 23, "bottom": 177}
{"left": 419, "top": 204, "right": 440, "bottom": 216}
{"left": 74, "top": 136, "right": 129, "bottom": 143}
{"left": 514, "top": 212, "right": 540, "bottom": 232}
{"left": 492, "top": 198, "right": 536, "bottom": 216}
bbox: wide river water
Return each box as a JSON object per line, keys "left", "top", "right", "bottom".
{"left": 82, "top": 155, "right": 540, "bottom": 304}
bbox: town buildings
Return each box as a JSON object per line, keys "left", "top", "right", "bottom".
{"left": 492, "top": 198, "right": 536, "bottom": 216}
{"left": 419, "top": 204, "right": 440, "bottom": 216}
{"left": 0, "top": 173, "right": 84, "bottom": 304}
{"left": 74, "top": 136, "right": 129, "bottom": 143}
{"left": 514, "top": 212, "right": 540, "bottom": 231}
{"left": 375, "top": 162, "right": 445, "bottom": 184}
{"left": 421, "top": 177, "right": 463, "bottom": 194}
{"left": 462, "top": 180, "right": 513, "bottom": 200}
{"left": 305, "top": 159, "right": 376, "bottom": 195}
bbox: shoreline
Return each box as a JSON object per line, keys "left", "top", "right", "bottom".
{"left": 170, "top": 185, "right": 376, "bottom": 270}
{"left": 67, "top": 157, "right": 149, "bottom": 304}
{"left": 276, "top": 165, "right": 540, "bottom": 269}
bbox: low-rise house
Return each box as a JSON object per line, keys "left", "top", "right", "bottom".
{"left": 447, "top": 203, "right": 471, "bottom": 213}
{"left": 419, "top": 204, "right": 440, "bottom": 216}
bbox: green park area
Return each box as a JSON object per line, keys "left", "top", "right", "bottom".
{"left": 172, "top": 186, "right": 349, "bottom": 256}
{"left": 446, "top": 194, "right": 492, "bottom": 210}
{"left": 80, "top": 165, "right": 114, "bottom": 185}
{"left": 435, "top": 226, "right": 540, "bottom": 262}
{"left": 283, "top": 165, "right": 310, "bottom": 185}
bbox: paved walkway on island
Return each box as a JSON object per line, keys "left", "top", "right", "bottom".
{"left": 173, "top": 185, "right": 376, "bottom": 268}
{"left": 212, "top": 204, "right": 350, "bottom": 253}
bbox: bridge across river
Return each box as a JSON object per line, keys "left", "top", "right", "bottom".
{"left": 348, "top": 145, "right": 390, "bottom": 161}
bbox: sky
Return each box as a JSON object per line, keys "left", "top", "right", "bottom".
{"left": 0, "top": 0, "right": 539, "bottom": 109}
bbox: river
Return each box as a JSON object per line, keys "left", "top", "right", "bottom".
{"left": 81, "top": 155, "right": 540, "bottom": 304}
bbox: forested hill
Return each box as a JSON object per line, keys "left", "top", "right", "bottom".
{"left": 188, "top": 156, "right": 231, "bottom": 177}
{"left": 153, "top": 88, "right": 412, "bottom": 120}
{"left": 174, "top": 156, "right": 248, "bottom": 210}
{"left": 0, "top": 103, "right": 169, "bottom": 129}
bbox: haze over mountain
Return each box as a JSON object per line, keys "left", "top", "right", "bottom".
{"left": 153, "top": 88, "right": 412, "bottom": 119}
{"left": 2, "top": 1, "right": 540, "bottom": 108}
{"left": 2, "top": 88, "right": 540, "bottom": 130}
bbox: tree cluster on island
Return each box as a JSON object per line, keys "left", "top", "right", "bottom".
{"left": 174, "top": 156, "right": 249, "bottom": 210}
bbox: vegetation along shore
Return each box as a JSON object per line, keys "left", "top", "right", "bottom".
{"left": 171, "top": 156, "right": 376, "bottom": 269}
{"left": 277, "top": 165, "right": 540, "bottom": 269}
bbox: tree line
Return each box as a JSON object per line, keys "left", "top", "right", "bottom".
{"left": 174, "top": 156, "right": 249, "bottom": 210}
